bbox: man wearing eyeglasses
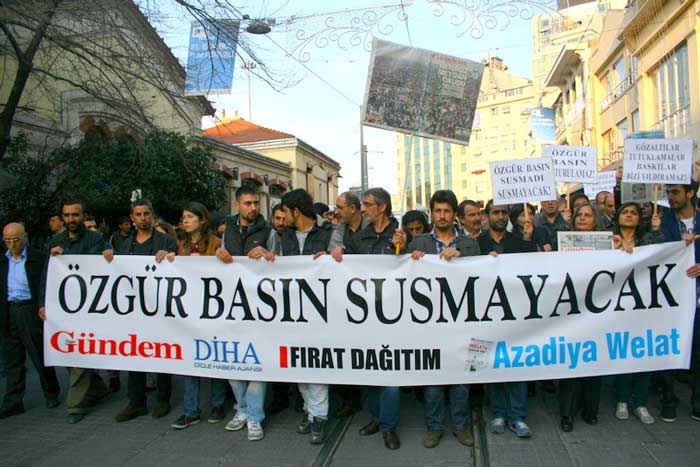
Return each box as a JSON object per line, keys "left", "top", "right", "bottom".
{"left": 0, "top": 222, "right": 60, "bottom": 418}
{"left": 660, "top": 181, "right": 700, "bottom": 423}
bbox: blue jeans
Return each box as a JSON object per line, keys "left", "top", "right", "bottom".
{"left": 488, "top": 382, "right": 527, "bottom": 423}
{"left": 183, "top": 376, "right": 227, "bottom": 418}
{"left": 424, "top": 385, "right": 470, "bottom": 430}
{"left": 229, "top": 380, "right": 267, "bottom": 423}
{"left": 368, "top": 386, "right": 400, "bottom": 431}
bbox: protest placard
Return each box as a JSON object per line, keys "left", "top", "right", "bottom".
{"left": 583, "top": 171, "right": 616, "bottom": 199}
{"left": 557, "top": 231, "right": 613, "bottom": 252}
{"left": 622, "top": 138, "right": 693, "bottom": 184}
{"left": 490, "top": 157, "right": 556, "bottom": 205}
{"left": 621, "top": 182, "right": 655, "bottom": 204}
{"left": 362, "top": 39, "right": 484, "bottom": 144}
{"left": 544, "top": 145, "right": 597, "bottom": 183}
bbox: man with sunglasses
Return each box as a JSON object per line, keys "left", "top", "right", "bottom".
{"left": 0, "top": 222, "right": 60, "bottom": 418}
{"left": 660, "top": 181, "right": 700, "bottom": 423}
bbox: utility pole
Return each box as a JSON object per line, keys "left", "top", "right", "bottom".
{"left": 241, "top": 61, "right": 256, "bottom": 120}
{"left": 360, "top": 105, "right": 368, "bottom": 192}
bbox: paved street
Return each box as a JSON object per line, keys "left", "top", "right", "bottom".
{"left": 1, "top": 368, "right": 699, "bottom": 466}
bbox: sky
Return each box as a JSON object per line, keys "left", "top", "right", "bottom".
{"left": 151, "top": 0, "right": 556, "bottom": 194}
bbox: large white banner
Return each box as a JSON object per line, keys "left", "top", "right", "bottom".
{"left": 45, "top": 243, "right": 696, "bottom": 386}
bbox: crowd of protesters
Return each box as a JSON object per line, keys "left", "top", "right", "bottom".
{"left": 2, "top": 175, "right": 700, "bottom": 450}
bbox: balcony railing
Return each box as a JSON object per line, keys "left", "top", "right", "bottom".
{"left": 600, "top": 74, "right": 636, "bottom": 112}
{"left": 655, "top": 104, "right": 690, "bottom": 138}
{"left": 599, "top": 147, "right": 624, "bottom": 170}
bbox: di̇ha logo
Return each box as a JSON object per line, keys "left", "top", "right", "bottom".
{"left": 193, "top": 337, "right": 260, "bottom": 365}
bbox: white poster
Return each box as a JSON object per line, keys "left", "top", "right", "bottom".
{"left": 622, "top": 138, "right": 693, "bottom": 184}
{"left": 490, "top": 157, "right": 557, "bottom": 205}
{"left": 584, "top": 171, "right": 616, "bottom": 199}
{"left": 544, "top": 145, "right": 598, "bottom": 183}
{"left": 44, "top": 245, "right": 695, "bottom": 385}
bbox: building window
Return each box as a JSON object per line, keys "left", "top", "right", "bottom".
{"left": 502, "top": 106, "right": 510, "bottom": 115}
{"left": 631, "top": 110, "right": 640, "bottom": 133}
{"left": 613, "top": 56, "right": 625, "bottom": 86}
{"left": 473, "top": 152, "right": 482, "bottom": 158}
{"left": 491, "top": 107, "right": 499, "bottom": 117}
{"left": 462, "top": 180, "right": 468, "bottom": 189}
{"left": 616, "top": 118, "right": 628, "bottom": 146}
{"left": 461, "top": 162, "right": 467, "bottom": 172}
{"left": 653, "top": 42, "right": 689, "bottom": 136}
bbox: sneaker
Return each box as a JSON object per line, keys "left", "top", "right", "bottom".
{"left": 423, "top": 430, "right": 443, "bottom": 448}
{"left": 171, "top": 414, "right": 200, "bottom": 429}
{"left": 225, "top": 413, "right": 247, "bottom": 431}
{"left": 660, "top": 406, "right": 676, "bottom": 423}
{"left": 297, "top": 413, "right": 311, "bottom": 434}
{"left": 615, "top": 402, "right": 629, "bottom": 420}
{"left": 115, "top": 405, "right": 148, "bottom": 422}
{"left": 691, "top": 410, "right": 700, "bottom": 422}
{"left": 490, "top": 417, "right": 506, "bottom": 434}
{"left": 208, "top": 406, "right": 226, "bottom": 423}
{"left": 509, "top": 420, "right": 532, "bottom": 438}
{"left": 634, "top": 406, "right": 655, "bottom": 425}
{"left": 310, "top": 417, "right": 326, "bottom": 444}
{"left": 247, "top": 421, "right": 264, "bottom": 441}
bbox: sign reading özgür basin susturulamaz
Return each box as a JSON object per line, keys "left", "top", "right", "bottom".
{"left": 44, "top": 244, "right": 695, "bottom": 386}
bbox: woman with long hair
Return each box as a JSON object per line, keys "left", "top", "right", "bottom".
{"left": 611, "top": 202, "right": 663, "bottom": 425}
{"left": 558, "top": 203, "right": 604, "bottom": 432}
{"left": 169, "top": 202, "right": 229, "bottom": 430}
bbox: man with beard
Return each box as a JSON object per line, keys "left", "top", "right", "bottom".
{"left": 457, "top": 199, "right": 482, "bottom": 238}
{"left": 216, "top": 185, "right": 276, "bottom": 441}
{"left": 107, "top": 199, "right": 177, "bottom": 423}
{"left": 328, "top": 191, "right": 367, "bottom": 418}
{"left": 659, "top": 181, "right": 700, "bottom": 423}
{"left": 277, "top": 189, "right": 332, "bottom": 444}
{"left": 406, "top": 190, "right": 479, "bottom": 448}
{"left": 39, "top": 199, "right": 111, "bottom": 424}
{"left": 332, "top": 187, "right": 405, "bottom": 450}
{"left": 269, "top": 204, "right": 286, "bottom": 255}
{"left": 477, "top": 200, "right": 536, "bottom": 438}
{"left": 109, "top": 216, "right": 132, "bottom": 252}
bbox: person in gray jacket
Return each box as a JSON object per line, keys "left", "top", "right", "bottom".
{"left": 405, "top": 190, "right": 479, "bottom": 448}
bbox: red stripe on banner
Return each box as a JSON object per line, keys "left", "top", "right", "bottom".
{"left": 279, "top": 346, "right": 288, "bottom": 368}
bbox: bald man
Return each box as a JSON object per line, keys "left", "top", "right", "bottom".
{"left": 0, "top": 223, "right": 60, "bottom": 418}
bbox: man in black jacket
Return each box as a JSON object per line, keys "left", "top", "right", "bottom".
{"left": 40, "top": 199, "right": 111, "bottom": 424}
{"left": 278, "top": 189, "right": 332, "bottom": 444}
{"left": 477, "top": 200, "right": 536, "bottom": 439}
{"left": 107, "top": 199, "right": 177, "bottom": 423}
{"left": 216, "top": 185, "right": 275, "bottom": 263}
{"left": 332, "top": 187, "right": 404, "bottom": 450}
{"left": 0, "top": 222, "right": 60, "bottom": 418}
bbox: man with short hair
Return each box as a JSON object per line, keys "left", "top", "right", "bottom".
{"left": 333, "top": 187, "right": 405, "bottom": 450}
{"left": 535, "top": 199, "right": 570, "bottom": 250}
{"left": 217, "top": 185, "right": 275, "bottom": 441}
{"left": 0, "top": 222, "right": 60, "bottom": 418}
{"left": 457, "top": 200, "right": 481, "bottom": 238}
{"left": 83, "top": 216, "right": 98, "bottom": 231}
{"left": 406, "top": 190, "right": 479, "bottom": 448}
{"left": 278, "top": 189, "right": 333, "bottom": 444}
{"left": 660, "top": 181, "right": 700, "bottom": 423}
{"left": 478, "top": 200, "right": 536, "bottom": 438}
{"left": 48, "top": 214, "right": 64, "bottom": 236}
{"left": 39, "top": 199, "right": 111, "bottom": 424}
{"left": 109, "top": 199, "right": 177, "bottom": 423}
{"left": 328, "top": 191, "right": 367, "bottom": 417}
{"left": 595, "top": 191, "right": 610, "bottom": 213}
{"left": 109, "top": 216, "right": 132, "bottom": 252}
{"left": 604, "top": 193, "right": 616, "bottom": 220}
{"left": 570, "top": 193, "right": 590, "bottom": 208}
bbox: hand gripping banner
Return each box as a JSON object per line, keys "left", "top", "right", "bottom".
{"left": 45, "top": 242, "right": 696, "bottom": 386}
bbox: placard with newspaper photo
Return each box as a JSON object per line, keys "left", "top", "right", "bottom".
{"left": 557, "top": 231, "right": 614, "bottom": 252}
